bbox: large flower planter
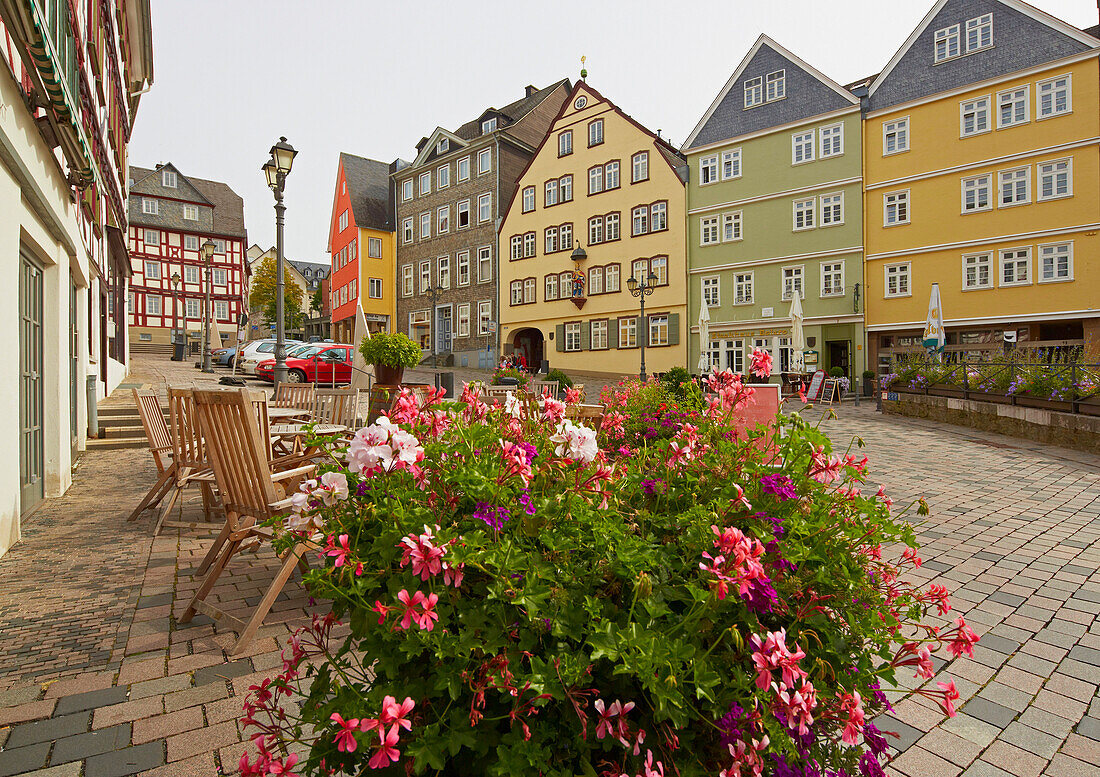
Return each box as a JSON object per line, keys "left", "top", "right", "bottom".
{"left": 928, "top": 384, "right": 964, "bottom": 398}
{"left": 1080, "top": 397, "right": 1100, "bottom": 417}
{"left": 1014, "top": 395, "right": 1073, "bottom": 413}
{"left": 373, "top": 364, "right": 405, "bottom": 386}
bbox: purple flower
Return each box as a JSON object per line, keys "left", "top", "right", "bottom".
{"left": 760, "top": 474, "right": 797, "bottom": 501}
{"left": 717, "top": 702, "right": 746, "bottom": 747}
{"left": 518, "top": 442, "right": 538, "bottom": 464}
{"left": 858, "top": 752, "right": 886, "bottom": 777}
{"left": 868, "top": 680, "right": 893, "bottom": 714}
{"left": 641, "top": 478, "right": 665, "bottom": 496}
{"left": 862, "top": 722, "right": 888, "bottom": 757}
{"left": 741, "top": 574, "right": 778, "bottom": 613}
{"left": 474, "top": 501, "right": 511, "bottom": 531}
{"left": 355, "top": 481, "right": 372, "bottom": 496}
{"left": 519, "top": 490, "right": 536, "bottom": 516}
{"left": 755, "top": 511, "right": 786, "bottom": 539}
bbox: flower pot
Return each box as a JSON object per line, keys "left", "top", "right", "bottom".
{"left": 374, "top": 364, "right": 405, "bottom": 386}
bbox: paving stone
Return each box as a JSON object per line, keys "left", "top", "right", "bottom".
{"left": 0, "top": 700, "right": 56, "bottom": 726}
{"left": 1061, "top": 732, "right": 1100, "bottom": 764}
{"left": 989, "top": 591, "right": 1027, "bottom": 607}
{"left": 84, "top": 742, "right": 166, "bottom": 777}
{"left": 981, "top": 634, "right": 1023, "bottom": 654}
{"left": 1042, "top": 754, "right": 1096, "bottom": 777}
{"left": 53, "top": 686, "right": 130, "bottom": 716}
{"left": 961, "top": 697, "right": 1017, "bottom": 729}
{"left": 191, "top": 658, "right": 255, "bottom": 687}
{"left": 0, "top": 687, "right": 42, "bottom": 708}
{"left": 1077, "top": 716, "right": 1100, "bottom": 741}
{"left": 977, "top": 683, "right": 1033, "bottom": 712}
{"left": 962, "top": 762, "right": 1015, "bottom": 777}
{"left": 999, "top": 721, "right": 1062, "bottom": 759}
{"left": 1068, "top": 645, "right": 1100, "bottom": 667}
{"left": 51, "top": 723, "right": 133, "bottom": 765}
{"left": 132, "top": 707, "right": 204, "bottom": 744}
{"left": 891, "top": 745, "right": 962, "bottom": 777}
{"left": 22, "top": 763, "right": 83, "bottom": 777}
{"left": 0, "top": 743, "right": 50, "bottom": 777}
{"left": 873, "top": 715, "right": 924, "bottom": 752}
{"left": 163, "top": 683, "right": 228, "bottom": 713}
{"left": 91, "top": 697, "right": 162, "bottom": 729}
{"left": 5, "top": 713, "right": 89, "bottom": 747}
{"left": 981, "top": 740, "right": 1048, "bottom": 777}
{"left": 166, "top": 719, "right": 239, "bottom": 762}
{"left": 134, "top": 752, "right": 216, "bottom": 777}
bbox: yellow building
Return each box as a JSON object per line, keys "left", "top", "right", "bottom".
{"left": 499, "top": 82, "right": 688, "bottom": 377}
{"left": 863, "top": 0, "right": 1100, "bottom": 368}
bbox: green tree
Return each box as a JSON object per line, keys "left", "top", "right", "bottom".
{"left": 250, "top": 257, "right": 305, "bottom": 328}
{"left": 311, "top": 287, "right": 323, "bottom": 314}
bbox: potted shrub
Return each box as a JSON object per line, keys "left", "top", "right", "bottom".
{"left": 242, "top": 371, "right": 970, "bottom": 777}
{"left": 359, "top": 331, "right": 422, "bottom": 386}
{"left": 862, "top": 369, "right": 876, "bottom": 397}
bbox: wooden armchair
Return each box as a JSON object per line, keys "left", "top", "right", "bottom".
{"left": 529, "top": 379, "right": 560, "bottom": 397}
{"left": 153, "top": 388, "right": 220, "bottom": 534}
{"left": 184, "top": 388, "right": 316, "bottom": 654}
{"left": 312, "top": 387, "right": 360, "bottom": 427}
{"left": 273, "top": 383, "right": 315, "bottom": 410}
{"left": 128, "top": 389, "right": 175, "bottom": 522}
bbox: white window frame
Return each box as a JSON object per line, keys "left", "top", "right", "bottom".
{"left": 477, "top": 246, "right": 492, "bottom": 282}
{"left": 819, "top": 124, "right": 843, "bottom": 158}
{"left": 648, "top": 314, "right": 669, "bottom": 347}
{"left": 722, "top": 211, "right": 742, "bottom": 242}
{"left": 603, "top": 264, "right": 620, "bottom": 293}
{"left": 588, "top": 216, "right": 604, "bottom": 245}
{"left": 604, "top": 160, "right": 620, "bottom": 190}
{"left": 651, "top": 202, "right": 668, "bottom": 232}
{"left": 522, "top": 186, "right": 535, "bottom": 212}
{"left": 934, "top": 23, "right": 961, "bottom": 63}
{"left": 999, "top": 247, "right": 1031, "bottom": 287}
{"left": 477, "top": 148, "right": 492, "bottom": 175}
{"left": 590, "top": 319, "right": 609, "bottom": 351}
{"left": 699, "top": 154, "right": 718, "bottom": 185}
{"left": 457, "top": 200, "right": 470, "bottom": 229}
{"left": 143, "top": 260, "right": 160, "bottom": 279}
{"left": 144, "top": 229, "right": 160, "bottom": 245}
{"left": 998, "top": 167, "right": 1030, "bottom": 207}
{"left": 702, "top": 276, "right": 720, "bottom": 308}
{"left": 145, "top": 295, "right": 161, "bottom": 316}
{"left": 509, "top": 280, "right": 524, "bottom": 306}
{"left": 720, "top": 148, "right": 742, "bottom": 180}
{"left": 545, "top": 180, "right": 558, "bottom": 207}
{"left": 1037, "top": 74, "right": 1072, "bottom": 120}
{"left": 559, "top": 130, "right": 573, "bottom": 156}
{"left": 793, "top": 198, "right": 816, "bottom": 231}
{"left": 965, "top": 13, "right": 993, "bottom": 53}
{"left": 457, "top": 303, "right": 471, "bottom": 337}
{"left": 419, "top": 211, "right": 431, "bottom": 239}
{"left": 1038, "top": 242, "right": 1073, "bottom": 283}
{"left": 618, "top": 317, "right": 637, "bottom": 349}
{"left": 960, "top": 96, "right": 991, "bottom": 137}
{"left": 438, "top": 255, "right": 451, "bottom": 289}
{"left": 437, "top": 205, "right": 451, "bottom": 234}
{"left": 184, "top": 265, "right": 199, "bottom": 284}
{"left": 700, "top": 216, "right": 719, "bottom": 246}
{"left": 792, "top": 131, "right": 815, "bottom": 164}
{"left": 588, "top": 166, "right": 604, "bottom": 195}
{"left": 996, "top": 85, "right": 1029, "bottom": 129}
{"left": 142, "top": 197, "right": 158, "bottom": 215}
{"left": 781, "top": 265, "right": 804, "bottom": 301}
{"left": 631, "top": 206, "right": 648, "bottom": 236}
{"left": 402, "top": 179, "right": 413, "bottom": 201}
{"left": 884, "top": 263, "right": 911, "bottom": 298}
{"left": 545, "top": 226, "right": 558, "bottom": 254}
{"left": 961, "top": 174, "right": 992, "bottom": 213}
{"left": 820, "top": 261, "right": 844, "bottom": 297}
{"left": 883, "top": 117, "right": 909, "bottom": 155}
{"left": 185, "top": 297, "right": 200, "bottom": 318}
{"left": 402, "top": 217, "right": 414, "bottom": 244}
{"left": 368, "top": 236, "right": 382, "bottom": 258}
{"left": 161, "top": 170, "right": 177, "bottom": 188}
{"left": 457, "top": 156, "right": 471, "bottom": 181}
{"left": 212, "top": 268, "right": 227, "bottom": 286}
{"left": 510, "top": 235, "right": 523, "bottom": 261}
{"left": 1038, "top": 158, "right": 1072, "bottom": 201}
{"left": 437, "top": 138, "right": 449, "bottom": 154}
{"left": 588, "top": 119, "right": 604, "bottom": 147}
{"left": 962, "top": 252, "right": 993, "bottom": 290}
{"left": 183, "top": 205, "right": 198, "bottom": 221}
{"left": 481, "top": 117, "right": 497, "bottom": 134}
{"left": 632, "top": 152, "right": 649, "bottom": 183}
{"left": 546, "top": 273, "right": 559, "bottom": 300}
{"left": 734, "top": 272, "right": 753, "bottom": 305}
{"left": 744, "top": 76, "right": 763, "bottom": 108}
{"left": 820, "top": 193, "right": 844, "bottom": 226}
{"left": 437, "top": 164, "right": 450, "bottom": 189}
{"left": 477, "top": 193, "right": 492, "bottom": 223}
{"left": 402, "top": 265, "right": 414, "bottom": 297}
{"left": 214, "top": 300, "right": 229, "bottom": 321}
{"left": 559, "top": 175, "right": 573, "bottom": 202}
{"left": 478, "top": 301, "right": 492, "bottom": 334}
{"left": 564, "top": 322, "right": 581, "bottom": 352}
{"left": 766, "top": 70, "right": 785, "bottom": 102}
{"left": 418, "top": 171, "right": 431, "bottom": 196}
{"left": 419, "top": 261, "right": 431, "bottom": 294}
{"left": 184, "top": 235, "right": 199, "bottom": 251}
{"left": 884, "top": 190, "right": 910, "bottom": 226}
{"left": 457, "top": 251, "right": 470, "bottom": 287}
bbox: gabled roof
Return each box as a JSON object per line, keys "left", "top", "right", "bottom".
{"left": 130, "top": 162, "right": 214, "bottom": 206}
{"left": 340, "top": 153, "right": 394, "bottom": 232}
{"left": 867, "top": 0, "right": 1100, "bottom": 111}
{"left": 130, "top": 164, "right": 246, "bottom": 238}
{"left": 411, "top": 128, "right": 470, "bottom": 168}
{"left": 683, "top": 34, "right": 858, "bottom": 151}
{"left": 452, "top": 79, "right": 570, "bottom": 141}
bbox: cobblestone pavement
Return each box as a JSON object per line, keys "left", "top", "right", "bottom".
{"left": 0, "top": 385, "right": 1099, "bottom": 774}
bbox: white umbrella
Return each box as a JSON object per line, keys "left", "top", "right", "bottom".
{"left": 697, "top": 302, "right": 711, "bottom": 373}
{"left": 350, "top": 301, "right": 375, "bottom": 391}
{"left": 922, "top": 282, "right": 945, "bottom": 361}
{"left": 789, "top": 293, "right": 805, "bottom": 373}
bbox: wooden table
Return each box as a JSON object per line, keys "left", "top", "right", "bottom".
{"left": 270, "top": 424, "right": 348, "bottom": 437}
{"left": 565, "top": 403, "right": 604, "bottom": 422}
{"left": 268, "top": 406, "right": 311, "bottom": 422}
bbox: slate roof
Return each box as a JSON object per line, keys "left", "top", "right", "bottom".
{"left": 684, "top": 36, "right": 857, "bottom": 151}
{"left": 452, "top": 79, "right": 570, "bottom": 141}
{"left": 340, "top": 153, "right": 394, "bottom": 232}
{"left": 288, "top": 260, "right": 328, "bottom": 280}
{"left": 868, "top": 0, "right": 1099, "bottom": 112}
{"left": 130, "top": 164, "right": 247, "bottom": 238}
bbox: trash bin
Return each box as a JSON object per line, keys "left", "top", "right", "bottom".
{"left": 171, "top": 335, "right": 185, "bottom": 361}
{"left": 439, "top": 371, "right": 455, "bottom": 398}
{"left": 496, "top": 376, "right": 520, "bottom": 388}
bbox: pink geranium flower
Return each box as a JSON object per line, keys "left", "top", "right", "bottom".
{"left": 324, "top": 534, "right": 351, "bottom": 568}
{"left": 330, "top": 712, "right": 359, "bottom": 753}
{"left": 368, "top": 725, "right": 401, "bottom": 769}
{"left": 750, "top": 348, "right": 773, "bottom": 379}
{"left": 381, "top": 696, "right": 415, "bottom": 731}
{"left": 414, "top": 593, "right": 439, "bottom": 631}
{"left": 395, "top": 589, "right": 425, "bottom": 630}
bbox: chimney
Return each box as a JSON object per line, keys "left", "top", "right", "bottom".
{"left": 526, "top": 84, "right": 537, "bottom": 97}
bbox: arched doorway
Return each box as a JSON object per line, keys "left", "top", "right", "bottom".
{"left": 511, "top": 328, "right": 544, "bottom": 373}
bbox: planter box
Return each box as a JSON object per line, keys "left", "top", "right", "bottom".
{"left": 1079, "top": 396, "right": 1100, "bottom": 417}
{"left": 928, "top": 384, "right": 964, "bottom": 398}
{"left": 978, "top": 392, "right": 1012, "bottom": 405}
{"left": 1015, "top": 395, "right": 1073, "bottom": 413}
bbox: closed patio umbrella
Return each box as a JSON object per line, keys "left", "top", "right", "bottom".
{"left": 789, "top": 293, "right": 805, "bottom": 373}
{"left": 697, "top": 302, "right": 711, "bottom": 373}
{"left": 922, "top": 283, "right": 945, "bottom": 361}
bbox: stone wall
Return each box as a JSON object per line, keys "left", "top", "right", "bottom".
{"left": 882, "top": 393, "right": 1100, "bottom": 454}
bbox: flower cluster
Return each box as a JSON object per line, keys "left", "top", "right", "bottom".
{"left": 346, "top": 417, "right": 423, "bottom": 475}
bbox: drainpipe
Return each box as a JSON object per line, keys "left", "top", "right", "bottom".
{"left": 86, "top": 374, "right": 98, "bottom": 437}
{"left": 494, "top": 136, "right": 501, "bottom": 367}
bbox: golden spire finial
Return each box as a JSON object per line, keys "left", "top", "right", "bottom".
{"left": 580, "top": 55, "right": 587, "bottom": 81}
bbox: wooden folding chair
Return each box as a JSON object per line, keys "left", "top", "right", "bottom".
{"left": 312, "top": 387, "right": 358, "bottom": 427}
{"left": 184, "top": 388, "right": 316, "bottom": 654}
{"left": 128, "top": 389, "right": 175, "bottom": 522}
{"left": 154, "top": 388, "right": 221, "bottom": 535}
{"left": 273, "top": 383, "right": 315, "bottom": 410}
{"left": 572, "top": 383, "right": 587, "bottom": 402}
{"left": 530, "top": 379, "right": 559, "bottom": 397}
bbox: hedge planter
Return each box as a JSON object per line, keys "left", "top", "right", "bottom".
{"left": 239, "top": 368, "right": 969, "bottom": 777}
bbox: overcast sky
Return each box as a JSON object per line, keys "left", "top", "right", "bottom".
{"left": 129, "top": 0, "right": 1099, "bottom": 264}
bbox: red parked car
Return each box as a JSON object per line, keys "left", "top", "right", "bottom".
{"left": 255, "top": 344, "right": 355, "bottom": 384}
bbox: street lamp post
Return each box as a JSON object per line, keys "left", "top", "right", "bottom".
{"left": 263, "top": 137, "right": 298, "bottom": 389}
{"left": 200, "top": 239, "right": 216, "bottom": 373}
{"left": 426, "top": 283, "right": 440, "bottom": 387}
{"left": 170, "top": 271, "right": 180, "bottom": 338}
{"left": 627, "top": 270, "right": 659, "bottom": 382}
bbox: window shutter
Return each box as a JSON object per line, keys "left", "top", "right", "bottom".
{"left": 668, "top": 313, "right": 680, "bottom": 347}
{"left": 555, "top": 324, "right": 565, "bottom": 353}
{"left": 608, "top": 319, "right": 619, "bottom": 349}
{"left": 580, "top": 321, "right": 590, "bottom": 351}
{"left": 638, "top": 316, "right": 646, "bottom": 348}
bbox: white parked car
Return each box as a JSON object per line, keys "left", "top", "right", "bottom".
{"left": 236, "top": 338, "right": 302, "bottom": 375}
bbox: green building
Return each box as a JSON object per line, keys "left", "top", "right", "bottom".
{"left": 682, "top": 35, "right": 866, "bottom": 381}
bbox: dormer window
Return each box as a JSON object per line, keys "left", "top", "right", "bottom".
{"left": 934, "top": 23, "right": 961, "bottom": 62}
{"left": 162, "top": 170, "right": 177, "bottom": 188}
{"left": 438, "top": 138, "right": 449, "bottom": 154}
{"left": 965, "top": 14, "right": 992, "bottom": 53}
{"left": 481, "top": 117, "right": 498, "bottom": 134}
{"left": 766, "top": 70, "right": 785, "bottom": 101}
